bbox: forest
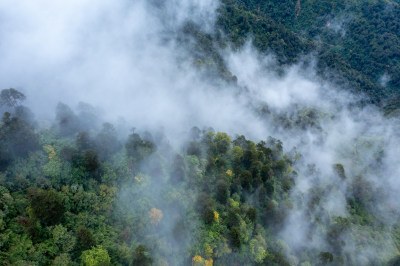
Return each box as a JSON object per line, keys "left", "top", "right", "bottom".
{"left": 211, "top": 0, "right": 400, "bottom": 113}
{"left": 0, "top": 88, "right": 297, "bottom": 265}
{"left": 0, "top": 87, "right": 399, "bottom": 265}
{"left": 1, "top": 0, "right": 400, "bottom": 265}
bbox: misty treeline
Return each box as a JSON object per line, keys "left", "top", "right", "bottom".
{"left": 0, "top": 88, "right": 399, "bottom": 266}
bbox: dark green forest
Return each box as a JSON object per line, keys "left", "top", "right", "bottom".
{"left": 186, "top": 0, "right": 400, "bottom": 113}
{"left": 1, "top": 0, "right": 400, "bottom": 265}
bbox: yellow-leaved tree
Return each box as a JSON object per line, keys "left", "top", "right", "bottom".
{"left": 192, "top": 255, "right": 213, "bottom": 266}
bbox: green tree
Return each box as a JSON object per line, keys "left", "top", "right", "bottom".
{"left": 229, "top": 226, "right": 242, "bottom": 249}
{"left": 52, "top": 225, "right": 76, "bottom": 252}
{"left": 28, "top": 189, "right": 65, "bottom": 226}
{"left": 240, "top": 170, "right": 252, "bottom": 190}
{"left": 81, "top": 245, "right": 111, "bottom": 266}
{"left": 53, "top": 253, "right": 72, "bottom": 266}
{"left": 76, "top": 227, "right": 96, "bottom": 253}
{"left": 216, "top": 180, "right": 229, "bottom": 204}
{"left": 125, "top": 130, "right": 155, "bottom": 162}
{"left": 214, "top": 132, "right": 231, "bottom": 154}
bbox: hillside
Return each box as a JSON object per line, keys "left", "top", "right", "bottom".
{"left": 1, "top": 1, "right": 400, "bottom": 265}
{"left": 214, "top": 0, "right": 400, "bottom": 113}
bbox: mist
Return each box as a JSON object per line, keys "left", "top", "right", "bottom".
{"left": 1, "top": 0, "right": 400, "bottom": 265}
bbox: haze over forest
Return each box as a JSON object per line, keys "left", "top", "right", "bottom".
{"left": 1, "top": 0, "right": 400, "bottom": 265}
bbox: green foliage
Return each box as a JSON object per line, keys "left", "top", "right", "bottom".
{"left": 125, "top": 130, "right": 155, "bottom": 162}
{"left": 214, "top": 132, "right": 231, "bottom": 155}
{"left": 246, "top": 206, "right": 257, "bottom": 223}
{"left": 249, "top": 234, "right": 268, "bottom": 263}
{"left": 28, "top": 189, "right": 65, "bottom": 226}
{"left": 239, "top": 170, "right": 252, "bottom": 191}
{"left": 53, "top": 253, "right": 73, "bottom": 265}
{"left": 216, "top": 180, "right": 229, "bottom": 204}
{"left": 228, "top": 226, "right": 241, "bottom": 249}
{"left": 76, "top": 227, "right": 96, "bottom": 253}
{"left": 80, "top": 245, "right": 111, "bottom": 266}
{"left": 53, "top": 225, "right": 76, "bottom": 252}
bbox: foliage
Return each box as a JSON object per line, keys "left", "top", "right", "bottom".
{"left": 28, "top": 189, "right": 65, "bottom": 226}
{"left": 80, "top": 245, "right": 111, "bottom": 266}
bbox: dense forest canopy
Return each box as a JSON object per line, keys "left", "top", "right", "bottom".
{"left": 1, "top": 0, "right": 400, "bottom": 265}
{"left": 217, "top": 0, "right": 400, "bottom": 112}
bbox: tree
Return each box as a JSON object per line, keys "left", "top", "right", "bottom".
{"left": 246, "top": 206, "right": 257, "bottom": 223}
{"left": 265, "top": 179, "right": 275, "bottom": 197}
{"left": 76, "top": 227, "right": 96, "bottom": 252}
{"left": 0, "top": 88, "right": 26, "bottom": 108}
{"left": 203, "top": 207, "right": 215, "bottom": 225}
{"left": 272, "top": 159, "right": 286, "bottom": 177}
{"left": 231, "top": 145, "right": 243, "bottom": 173}
{"left": 249, "top": 234, "right": 268, "bottom": 263}
{"left": 229, "top": 226, "right": 242, "bottom": 249}
{"left": 76, "top": 132, "right": 93, "bottom": 151}
{"left": 82, "top": 150, "right": 100, "bottom": 173}
{"left": 81, "top": 245, "right": 111, "bottom": 266}
{"left": 52, "top": 225, "right": 76, "bottom": 252}
{"left": 0, "top": 112, "right": 39, "bottom": 160}
{"left": 125, "top": 130, "right": 155, "bottom": 162}
{"left": 240, "top": 170, "right": 253, "bottom": 190}
{"left": 231, "top": 146, "right": 243, "bottom": 162}
{"left": 132, "top": 245, "right": 152, "bottom": 266}
{"left": 214, "top": 132, "right": 231, "bottom": 154}
{"left": 53, "top": 253, "right": 72, "bottom": 266}
{"left": 187, "top": 141, "right": 202, "bottom": 157}
{"left": 243, "top": 150, "right": 256, "bottom": 170}
{"left": 216, "top": 180, "right": 229, "bottom": 204}
{"left": 261, "top": 164, "right": 272, "bottom": 182}
{"left": 28, "top": 189, "right": 65, "bottom": 226}
{"left": 333, "top": 164, "right": 346, "bottom": 179}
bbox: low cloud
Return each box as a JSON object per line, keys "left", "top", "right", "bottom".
{"left": 1, "top": 0, "right": 399, "bottom": 264}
